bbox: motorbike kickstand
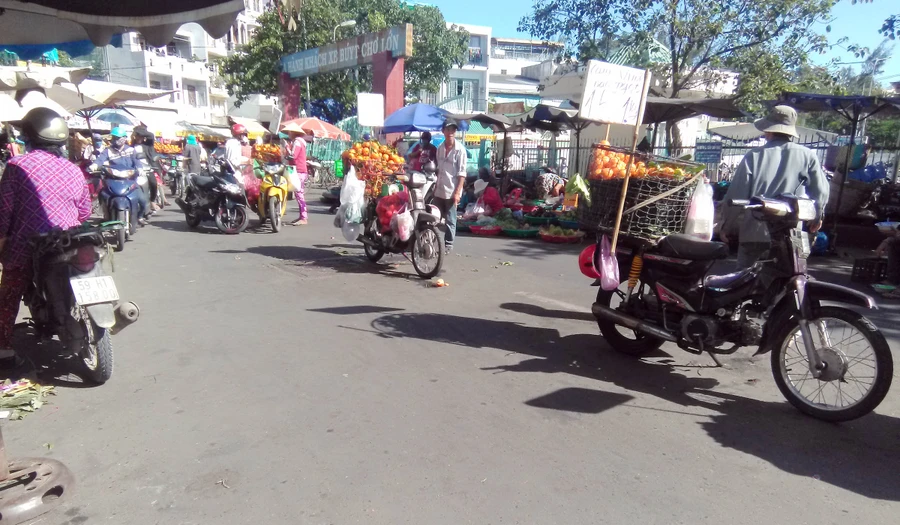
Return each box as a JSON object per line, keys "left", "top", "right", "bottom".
{"left": 698, "top": 340, "right": 723, "bottom": 367}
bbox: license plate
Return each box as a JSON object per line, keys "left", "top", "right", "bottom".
{"left": 70, "top": 276, "right": 119, "bottom": 306}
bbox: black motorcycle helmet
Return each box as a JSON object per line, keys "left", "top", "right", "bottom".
{"left": 20, "top": 107, "right": 68, "bottom": 146}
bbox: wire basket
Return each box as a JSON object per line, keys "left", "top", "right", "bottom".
{"left": 578, "top": 144, "right": 704, "bottom": 242}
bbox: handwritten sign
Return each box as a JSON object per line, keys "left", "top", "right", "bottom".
{"left": 579, "top": 60, "right": 647, "bottom": 125}
{"left": 694, "top": 141, "right": 723, "bottom": 164}
{"left": 357, "top": 93, "right": 384, "bottom": 127}
{"left": 282, "top": 24, "right": 413, "bottom": 78}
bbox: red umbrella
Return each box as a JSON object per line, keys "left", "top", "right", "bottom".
{"left": 280, "top": 117, "right": 350, "bottom": 140}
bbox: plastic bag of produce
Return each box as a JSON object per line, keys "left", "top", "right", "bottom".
{"left": 599, "top": 235, "right": 620, "bottom": 291}
{"left": 463, "top": 201, "right": 486, "bottom": 220}
{"left": 341, "top": 221, "right": 361, "bottom": 242}
{"left": 684, "top": 181, "right": 714, "bottom": 241}
{"left": 376, "top": 190, "right": 410, "bottom": 231}
{"left": 341, "top": 166, "right": 366, "bottom": 224}
{"left": 565, "top": 173, "right": 591, "bottom": 205}
{"left": 391, "top": 205, "right": 414, "bottom": 242}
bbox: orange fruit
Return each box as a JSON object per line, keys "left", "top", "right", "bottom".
{"left": 599, "top": 140, "right": 611, "bottom": 147}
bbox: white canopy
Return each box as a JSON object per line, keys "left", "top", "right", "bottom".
{"left": 0, "top": 66, "right": 90, "bottom": 91}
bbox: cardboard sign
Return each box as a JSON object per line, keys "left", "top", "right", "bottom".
{"left": 579, "top": 60, "right": 647, "bottom": 125}
{"left": 563, "top": 193, "right": 579, "bottom": 211}
{"left": 694, "top": 141, "right": 723, "bottom": 164}
{"left": 357, "top": 93, "right": 385, "bottom": 127}
{"left": 282, "top": 24, "right": 413, "bottom": 78}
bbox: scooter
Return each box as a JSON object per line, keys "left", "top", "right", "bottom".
{"left": 97, "top": 166, "right": 143, "bottom": 252}
{"left": 253, "top": 158, "right": 291, "bottom": 232}
{"left": 359, "top": 162, "right": 444, "bottom": 279}
{"left": 24, "top": 220, "right": 141, "bottom": 384}
{"left": 166, "top": 155, "right": 188, "bottom": 199}
{"left": 176, "top": 160, "right": 251, "bottom": 234}
{"left": 584, "top": 193, "right": 892, "bottom": 422}
{"left": 139, "top": 167, "right": 166, "bottom": 212}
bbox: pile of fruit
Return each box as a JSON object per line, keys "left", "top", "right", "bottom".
{"left": 154, "top": 142, "right": 182, "bottom": 154}
{"left": 588, "top": 141, "right": 691, "bottom": 181}
{"left": 541, "top": 225, "right": 582, "bottom": 237}
{"left": 253, "top": 143, "right": 282, "bottom": 163}
{"left": 345, "top": 140, "right": 405, "bottom": 196}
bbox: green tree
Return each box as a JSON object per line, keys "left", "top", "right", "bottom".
{"left": 219, "top": 0, "right": 468, "bottom": 116}
{"left": 851, "top": 1, "right": 898, "bottom": 39}
{"left": 520, "top": 0, "right": 836, "bottom": 149}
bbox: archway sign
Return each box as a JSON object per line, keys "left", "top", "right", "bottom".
{"left": 279, "top": 24, "right": 413, "bottom": 124}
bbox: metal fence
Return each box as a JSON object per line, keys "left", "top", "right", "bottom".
{"left": 493, "top": 136, "right": 900, "bottom": 184}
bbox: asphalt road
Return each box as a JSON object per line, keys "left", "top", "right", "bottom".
{"left": 4, "top": 193, "right": 899, "bottom": 525}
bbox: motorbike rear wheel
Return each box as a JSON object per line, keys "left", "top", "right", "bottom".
{"left": 79, "top": 310, "right": 113, "bottom": 384}
{"left": 772, "top": 306, "right": 893, "bottom": 422}
{"left": 411, "top": 225, "right": 443, "bottom": 279}
{"left": 269, "top": 196, "right": 282, "bottom": 233}
{"left": 595, "top": 282, "right": 665, "bottom": 357}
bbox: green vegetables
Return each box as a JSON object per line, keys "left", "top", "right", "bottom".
{"left": 541, "top": 226, "right": 582, "bottom": 237}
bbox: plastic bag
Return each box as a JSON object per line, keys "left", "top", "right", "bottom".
{"left": 463, "top": 201, "right": 486, "bottom": 220}
{"left": 391, "top": 205, "right": 414, "bottom": 242}
{"left": 684, "top": 181, "right": 714, "bottom": 241}
{"left": 333, "top": 205, "right": 345, "bottom": 228}
{"left": 341, "top": 221, "right": 361, "bottom": 242}
{"left": 599, "top": 235, "right": 620, "bottom": 291}
{"left": 341, "top": 165, "right": 365, "bottom": 224}
{"left": 564, "top": 173, "right": 591, "bottom": 205}
{"left": 284, "top": 165, "right": 303, "bottom": 193}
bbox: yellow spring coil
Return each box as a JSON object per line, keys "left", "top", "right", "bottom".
{"left": 627, "top": 255, "right": 643, "bottom": 290}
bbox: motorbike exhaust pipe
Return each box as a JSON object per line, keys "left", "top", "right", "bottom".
{"left": 111, "top": 301, "right": 141, "bottom": 335}
{"left": 591, "top": 303, "right": 677, "bottom": 342}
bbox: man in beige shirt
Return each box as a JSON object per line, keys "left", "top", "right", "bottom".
{"left": 432, "top": 120, "right": 467, "bottom": 252}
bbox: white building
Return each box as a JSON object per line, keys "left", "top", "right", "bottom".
{"left": 487, "top": 37, "right": 561, "bottom": 111}
{"left": 102, "top": 0, "right": 276, "bottom": 129}
{"left": 421, "top": 23, "right": 491, "bottom": 113}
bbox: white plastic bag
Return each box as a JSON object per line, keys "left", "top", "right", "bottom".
{"left": 463, "top": 201, "right": 486, "bottom": 220}
{"left": 599, "top": 235, "right": 620, "bottom": 291}
{"left": 341, "top": 221, "right": 361, "bottom": 242}
{"left": 684, "top": 181, "right": 714, "bottom": 241}
{"left": 284, "top": 164, "right": 303, "bottom": 193}
{"left": 340, "top": 165, "right": 365, "bottom": 224}
{"left": 333, "top": 205, "right": 345, "bottom": 229}
{"left": 391, "top": 205, "right": 414, "bottom": 242}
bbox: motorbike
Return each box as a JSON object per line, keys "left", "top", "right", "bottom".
{"left": 253, "top": 159, "right": 291, "bottom": 232}
{"left": 165, "top": 155, "right": 188, "bottom": 199}
{"left": 359, "top": 163, "right": 444, "bottom": 279}
{"left": 857, "top": 178, "right": 900, "bottom": 222}
{"left": 176, "top": 160, "right": 250, "bottom": 234}
{"left": 139, "top": 167, "right": 166, "bottom": 212}
{"left": 586, "top": 193, "right": 893, "bottom": 422}
{"left": 97, "top": 166, "right": 143, "bottom": 252}
{"left": 24, "top": 220, "right": 141, "bottom": 384}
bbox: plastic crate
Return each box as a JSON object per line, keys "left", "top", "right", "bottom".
{"left": 851, "top": 257, "right": 888, "bottom": 283}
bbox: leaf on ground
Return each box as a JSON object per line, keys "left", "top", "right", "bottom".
{"left": 500, "top": 261, "right": 514, "bottom": 266}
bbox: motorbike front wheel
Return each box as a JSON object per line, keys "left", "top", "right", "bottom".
{"left": 595, "top": 282, "right": 665, "bottom": 357}
{"left": 269, "top": 197, "right": 282, "bottom": 233}
{"left": 79, "top": 310, "right": 113, "bottom": 384}
{"left": 215, "top": 205, "right": 249, "bottom": 234}
{"left": 772, "top": 306, "right": 893, "bottom": 422}
{"left": 114, "top": 210, "right": 126, "bottom": 252}
{"left": 411, "top": 225, "right": 443, "bottom": 279}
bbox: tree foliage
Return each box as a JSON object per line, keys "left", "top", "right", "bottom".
{"left": 218, "top": 0, "right": 468, "bottom": 120}
{"left": 852, "top": 1, "right": 898, "bottom": 39}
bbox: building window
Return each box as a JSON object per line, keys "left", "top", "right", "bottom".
{"left": 186, "top": 86, "right": 197, "bottom": 107}
{"left": 469, "top": 35, "right": 480, "bottom": 48}
{"left": 501, "top": 69, "right": 507, "bottom": 75}
{"left": 149, "top": 80, "right": 161, "bottom": 90}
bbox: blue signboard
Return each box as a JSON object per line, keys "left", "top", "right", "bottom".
{"left": 694, "top": 141, "right": 723, "bottom": 164}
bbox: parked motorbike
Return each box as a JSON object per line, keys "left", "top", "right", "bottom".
{"left": 585, "top": 193, "right": 893, "bottom": 422}
{"left": 359, "top": 163, "right": 444, "bottom": 279}
{"left": 857, "top": 178, "right": 900, "bottom": 222}
{"left": 253, "top": 159, "right": 291, "bottom": 232}
{"left": 176, "top": 160, "right": 250, "bottom": 234}
{"left": 97, "top": 166, "right": 143, "bottom": 252}
{"left": 24, "top": 221, "right": 141, "bottom": 384}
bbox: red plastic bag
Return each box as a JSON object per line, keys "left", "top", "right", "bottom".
{"left": 376, "top": 191, "right": 409, "bottom": 230}
{"left": 599, "top": 235, "right": 620, "bottom": 291}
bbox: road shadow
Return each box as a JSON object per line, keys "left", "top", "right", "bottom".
{"left": 212, "top": 245, "right": 421, "bottom": 280}
{"left": 367, "top": 311, "right": 900, "bottom": 501}
{"left": 0, "top": 325, "right": 99, "bottom": 388}
{"left": 308, "top": 306, "right": 404, "bottom": 316}
{"left": 492, "top": 239, "right": 587, "bottom": 260}
{"left": 500, "top": 302, "right": 595, "bottom": 323}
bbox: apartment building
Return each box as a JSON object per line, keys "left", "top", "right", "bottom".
{"left": 102, "top": 0, "right": 276, "bottom": 129}
{"left": 488, "top": 37, "right": 562, "bottom": 111}
{"left": 421, "top": 23, "right": 491, "bottom": 113}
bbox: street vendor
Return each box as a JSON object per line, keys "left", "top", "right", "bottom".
{"left": 288, "top": 130, "right": 313, "bottom": 226}
{"left": 720, "top": 105, "right": 829, "bottom": 268}
{"left": 433, "top": 120, "right": 467, "bottom": 252}
{"left": 408, "top": 132, "right": 437, "bottom": 171}
{"left": 535, "top": 166, "right": 566, "bottom": 200}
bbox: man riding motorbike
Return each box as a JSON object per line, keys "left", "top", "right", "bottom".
{"left": 0, "top": 108, "right": 92, "bottom": 368}
{"left": 96, "top": 127, "right": 150, "bottom": 224}
{"left": 132, "top": 126, "right": 164, "bottom": 214}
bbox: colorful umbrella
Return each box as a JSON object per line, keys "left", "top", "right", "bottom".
{"left": 382, "top": 103, "right": 469, "bottom": 134}
{"left": 280, "top": 117, "right": 350, "bottom": 140}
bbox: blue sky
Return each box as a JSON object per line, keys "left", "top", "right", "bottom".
{"left": 430, "top": 0, "right": 899, "bottom": 87}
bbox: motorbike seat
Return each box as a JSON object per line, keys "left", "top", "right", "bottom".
{"left": 657, "top": 234, "right": 729, "bottom": 261}
{"left": 704, "top": 267, "right": 756, "bottom": 291}
{"left": 191, "top": 174, "right": 217, "bottom": 190}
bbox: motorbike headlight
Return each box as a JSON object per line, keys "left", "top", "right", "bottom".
{"left": 411, "top": 172, "right": 427, "bottom": 186}
{"left": 796, "top": 199, "right": 817, "bottom": 221}
{"left": 223, "top": 183, "right": 243, "bottom": 195}
{"left": 264, "top": 165, "right": 280, "bottom": 174}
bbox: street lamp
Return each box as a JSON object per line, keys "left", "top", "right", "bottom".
{"left": 334, "top": 20, "right": 357, "bottom": 41}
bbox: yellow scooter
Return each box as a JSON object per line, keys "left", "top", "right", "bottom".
{"left": 253, "top": 159, "right": 291, "bottom": 232}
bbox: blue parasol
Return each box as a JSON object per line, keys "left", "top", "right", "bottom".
{"left": 382, "top": 103, "right": 469, "bottom": 134}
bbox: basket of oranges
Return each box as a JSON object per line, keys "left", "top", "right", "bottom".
{"left": 253, "top": 143, "right": 282, "bottom": 163}
{"left": 578, "top": 141, "right": 704, "bottom": 241}
{"left": 346, "top": 140, "right": 406, "bottom": 197}
{"left": 154, "top": 142, "right": 182, "bottom": 155}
